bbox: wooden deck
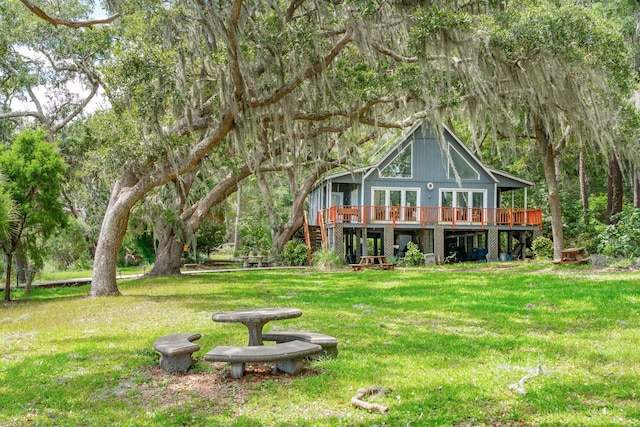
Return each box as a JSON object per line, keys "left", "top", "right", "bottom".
{"left": 320, "top": 205, "right": 543, "bottom": 229}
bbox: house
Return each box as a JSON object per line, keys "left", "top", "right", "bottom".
{"left": 307, "top": 122, "right": 543, "bottom": 264}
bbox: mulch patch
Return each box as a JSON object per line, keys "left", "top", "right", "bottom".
{"left": 131, "top": 363, "right": 322, "bottom": 410}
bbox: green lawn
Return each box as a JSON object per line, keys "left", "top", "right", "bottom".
{"left": 1, "top": 264, "right": 639, "bottom": 426}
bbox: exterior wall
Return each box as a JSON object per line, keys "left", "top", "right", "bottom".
{"left": 359, "top": 125, "right": 498, "bottom": 210}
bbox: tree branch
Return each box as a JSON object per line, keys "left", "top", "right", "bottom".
{"left": 19, "top": 0, "right": 120, "bottom": 29}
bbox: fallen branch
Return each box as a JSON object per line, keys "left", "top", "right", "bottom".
{"left": 508, "top": 364, "right": 544, "bottom": 396}
{"left": 350, "top": 386, "right": 390, "bottom": 414}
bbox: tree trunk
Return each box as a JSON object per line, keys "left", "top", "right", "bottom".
{"left": 15, "top": 247, "right": 27, "bottom": 284}
{"left": 607, "top": 154, "right": 623, "bottom": 224}
{"left": 535, "top": 123, "right": 564, "bottom": 261}
{"left": 147, "top": 223, "right": 184, "bottom": 277}
{"left": 635, "top": 166, "right": 640, "bottom": 209}
{"left": 89, "top": 182, "right": 133, "bottom": 296}
{"left": 147, "top": 174, "right": 196, "bottom": 277}
{"left": 4, "top": 251, "right": 11, "bottom": 302}
{"left": 578, "top": 143, "right": 589, "bottom": 223}
{"left": 234, "top": 180, "right": 242, "bottom": 252}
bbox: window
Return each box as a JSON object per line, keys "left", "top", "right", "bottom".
{"left": 331, "top": 192, "right": 343, "bottom": 207}
{"left": 440, "top": 189, "right": 486, "bottom": 222}
{"left": 448, "top": 144, "right": 479, "bottom": 180}
{"left": 372, "top": 187, "right": 420, "bottom": 221}
{"left": 380, "top": 144, "right": 412, "bottom": 178}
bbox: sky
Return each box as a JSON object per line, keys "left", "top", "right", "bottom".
{"left": 10, "top": 1, "right": 112, "bottom": 116}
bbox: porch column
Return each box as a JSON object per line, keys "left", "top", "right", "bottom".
{"left": 434, "top": 225, "right": 445, "bottom": 264}
{"left": 334, "top": 223, "right": 344, "bottom": 259}
{"left": 488, "top": 227, "right": 499, "bottom": 262}
{"left": 362, "top": 227, "right": 368, "bottom": 257}
{"left": 383, "top": 224, "right": 394, "bottom": 259}
{"left": 356, "top": 229, "right": 363, "bottom": 259}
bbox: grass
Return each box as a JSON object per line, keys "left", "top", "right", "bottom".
{"left": 1, "top": 263, "right": 640, "bottom": 426}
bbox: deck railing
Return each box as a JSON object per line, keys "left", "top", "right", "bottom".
{"left": 319, "top": 205, "right": 543, "bottom": 229}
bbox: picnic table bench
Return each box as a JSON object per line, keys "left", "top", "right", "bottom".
{"left": 153, "top": 332, "right": 201, "bottom": 373}
{"left": 262, "top": 330, "right": 338, "bottom": 359}
{"left": 204, "top": 340, "right": 323, "bottom": 378}
{"left": 350, "top": 255, "right": 396, "bottom": 271}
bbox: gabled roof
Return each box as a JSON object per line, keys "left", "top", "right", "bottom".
{"left": 488, "top": 168, "right": 533, "bottom": 189}
{"left": 316, "top": 120, "right": 531, "bottom": 188}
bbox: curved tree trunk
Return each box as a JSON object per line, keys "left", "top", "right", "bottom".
{"left": 147, "top": 224, "right": 185, "bottom": 277}
{"left": 90, "top": 191, "right": 132, "bottom": 296}
{"left": 535, "top": 123, "right": 564, "bottom": 261}
{"left": 151, "top": 167, "right": 251, "bottom": 276}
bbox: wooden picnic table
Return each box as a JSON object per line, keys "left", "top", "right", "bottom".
{"left": 553, "top": 247, "right": 589, "bottom": 265}
{"left": 212, "top": 307, "right": 302, "bottom": 346}
{"left": 350, "top": 255, "right": 396, "bottom": 271}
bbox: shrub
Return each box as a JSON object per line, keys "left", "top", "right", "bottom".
{"left": 282, "top": 240, "right": 309, "bottom": 266}
{"left": 403, "top": 242, "right": 424, "bottom": 266}
{"left": 531, "top": 236, "right": 553, "bottom": 260}
{"left": 595, "top": 207, "right": 640, "bottom": 259}
{"left": 311, "top": 249, "right": 343, "bottom": 270}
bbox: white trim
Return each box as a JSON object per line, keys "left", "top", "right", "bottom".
{"left": 439, "top": 188, "right": 487, "bottom": 208}
{"left": 377, "top": 141, "right": 414, "bottom": 179}
{"left": 371, "top": 186, "right": 421, "bottom": 222}
{"left": 447, "top": 143, "right": 480, "bottom": 180}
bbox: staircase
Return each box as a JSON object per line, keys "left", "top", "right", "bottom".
{"left": 301, "top": 212, "right": 326, "bottom": 265}
{"left": 306, "top": 225, "right": 324, "bottom": 252}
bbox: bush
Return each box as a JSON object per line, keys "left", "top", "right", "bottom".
{"left": 311, "top": 249, "right": 343, "bottom": 270}
{"left": 531, "top": 236, "right": 553, "bottom": 260}
{"left": 595, "top": 207, "right": 640, "bottom": 259}
{"left": 282, "top": 240, "right": 309, "bottom": 266}
{"left": 403, "top": 242, "right": 424, "bottom": 266}
{"left": 45, "top": 219, "right": 92, "bottom": 270}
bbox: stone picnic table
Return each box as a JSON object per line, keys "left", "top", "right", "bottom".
{"left": 212, "top": 307, "right": 302, "bottom": 346}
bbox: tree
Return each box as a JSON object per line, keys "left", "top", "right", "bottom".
{"left": 0, "top": 129, "right": 66, "bottom": 301}
{"left": 88, "top": 0, "right": 442, "bottom": 295}
{"left": 411, "top": 0, "right": 633, "bottom": 259}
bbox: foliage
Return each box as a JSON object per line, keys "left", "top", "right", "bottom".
{"left": 531, "top": 236, "right": 554, "bottom": 260}
{"left": 3, "top": 268, "right": 640, "bottom": 426}
{"left": 239, "top": 219, "right": 271, "bottom": 255}
{"left": 0, "top": 128, "right": 67, "bottom": 298}
{"left": 44, "top": 218, "right": 92, "bottom": 270}
{"left": 282, "top": 240, "right": 308, "bottom": 266}
{"left": 594, "top": 207, "right": 640, "bottom": 259}
{"left": 195, "top": 221, "right": 225, "bottom": 257}
{"left": 311, "top": 249, "right": 343, "bottom": 270}
{"left": 403, "top": 241, "right": 425, "bottom": 266}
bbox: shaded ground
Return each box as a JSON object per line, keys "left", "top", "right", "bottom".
{"left": 130, "top": 363, "right": 322, "bottom": 411}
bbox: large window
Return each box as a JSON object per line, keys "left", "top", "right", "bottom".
{"left": 448, "top": 144, "right": 479, "bottom": 180}
{"left": 380, "top": 144, "right": 412, "bottom": 178}
{"left": 372, "top": 187, "right": 420, "bottom": 221}
{"left": 440, "top": 189, "right": 485, "bottom": 222}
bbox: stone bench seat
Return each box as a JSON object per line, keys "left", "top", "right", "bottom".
{"left": 153, "top": 332, "right": 201, "bottom": 373}
{"left": 204, "top": 340, "right": 322, "bottom": 378}
{"left": 262, "top": 331, "right": 338, "bottom": 358}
